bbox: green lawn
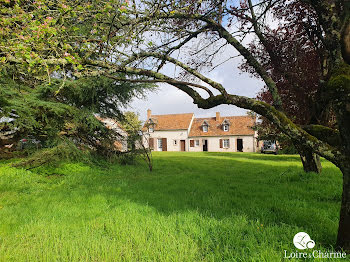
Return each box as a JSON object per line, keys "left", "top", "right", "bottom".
{"left": 0, "top": 152, "right": 346, "bottom": 261}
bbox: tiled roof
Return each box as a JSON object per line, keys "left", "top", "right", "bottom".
{"left": 144, "top": 113, "right": 194, "bottom": 130}
{"left": 189, "top": 116, "right": 255, "bottom": 137}
{"left": 95, "top": 116, "right": 127, "bottom": 136}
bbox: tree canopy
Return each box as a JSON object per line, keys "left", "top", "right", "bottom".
{"left": 0, "top": 70, "right": 153, "bottom": 156}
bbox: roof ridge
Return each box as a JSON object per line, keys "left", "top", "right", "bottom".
{"left": 194, "top": 115, "right": 251, "bottom": 120}
{"left": 151, "top": 113, "right": 194, "bottom": 117}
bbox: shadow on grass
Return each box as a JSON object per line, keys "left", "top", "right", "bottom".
{"left": 9, "top": 153, "right": 342, "bottom": 247}
{"left": 94, "top": 154, "right": 341, "bottom": 245}
{"left": 203, "top": 152, "right": 301, "bottom": 162}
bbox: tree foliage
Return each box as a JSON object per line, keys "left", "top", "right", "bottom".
{"left": 1, "top": 0, "right": 131, "bottom": 80}
{"left": 0, "top": 71, "right": 153, "bottom": 157}
{"left": 119, "top": 111, "right": 143, "bottom": 133}
{"left": 239, "top": 1, "right": 338, "bottom": 172}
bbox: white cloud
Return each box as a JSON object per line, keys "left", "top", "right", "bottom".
{"left": 127, "top": 57, "right": 263, "bottom": 120}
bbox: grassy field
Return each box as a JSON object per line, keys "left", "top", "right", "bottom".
{"left": 0, "top": 152, "right": 346, "bottom": 261}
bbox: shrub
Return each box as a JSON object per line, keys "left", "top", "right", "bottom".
{"left": 12, "top": 140, "right": 88, "bottom": 169}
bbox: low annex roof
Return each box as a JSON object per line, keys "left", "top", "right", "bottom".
{"left": 95, "top": 116, "right": 127, "bottom": 136}
{"left": 144, "top": 113, "right": 194, "bottom": 131}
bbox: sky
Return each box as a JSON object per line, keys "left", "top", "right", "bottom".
{"left": 125, "top": 9, "right": 266, "bottom": 121}
{"left": 127, "top": 55, "right": 264, "bottom": 121}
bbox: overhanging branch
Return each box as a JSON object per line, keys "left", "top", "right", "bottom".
{"left": 191, "top": 93, "right": 342, "bottom": 164}
{"left": 117, "top": 12, "right": 283, "bottom": 109}
{"left": 6, "top": 53, "right": 341, "bottom": 164}
{"left": 122, "top": 51, "right": 225, "bottom": 94}
{"left": 104, "top": 74, "right": 214, "bottom": 96}
{"left": 302, "top": 125, "right": 341, "bottom": 147}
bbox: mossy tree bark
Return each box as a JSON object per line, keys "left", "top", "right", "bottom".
{"left": 335, "top": 88, "right": 350, "bottom": 250}
{"left": 337, "top": 165, "right": 350, "bottom": 251}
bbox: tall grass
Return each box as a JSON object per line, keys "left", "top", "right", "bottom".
{"left": 0, "top": 152, "right": 345, "bottom": 261}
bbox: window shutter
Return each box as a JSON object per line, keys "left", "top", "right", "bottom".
{"left": 149, "top": 138, "right": 154, "bottom": 149}
{"left": 162, "top": 138, "right": 167, "bottom": 151}
{"left": 220, "top": 139, "right": 223, "bottom": 148}
{"left": 228, "top": 139, "right": 230, "bottom": 148}
{"left": 190, "top": 140, "right": 194, "bottom": 147}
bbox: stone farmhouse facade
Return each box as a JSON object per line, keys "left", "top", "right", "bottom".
{"left": 143, "top": 109, "right": 258, "bottom": 152}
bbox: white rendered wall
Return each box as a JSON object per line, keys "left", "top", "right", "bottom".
{"left": 147, "top": 130, "right": 189, "bottom": 151}
{"left": 188, "top": 135, "right": 256, "bottom": 152}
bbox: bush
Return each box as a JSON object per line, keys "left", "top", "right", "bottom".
{"left": 12, "top": 140, "right": 88, "bottom": 169}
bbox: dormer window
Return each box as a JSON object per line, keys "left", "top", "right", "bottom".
{"left": 201, "top": 120, "right": 209, "bottom": 132}
{"left": 221, "top": 119, "right": 230, "bottom": 132}
{"left": 147, "top": 118, "right": 156, "bottom": 133}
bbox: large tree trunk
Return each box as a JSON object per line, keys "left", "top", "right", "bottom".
{"left": 295, "top": 143, "right": 322, "bottom": 173}
{"left": 336, "top": 111, "right": 350, "bottom": 251}
{"left": 335, "top": 70, "right": 350, "bottom": 250}
{"left": 337, "top": 165, "right": 350, "bottom": 251}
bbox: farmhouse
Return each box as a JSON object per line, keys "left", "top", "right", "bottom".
{"left": 143, "top": 109, "right": 258, "bottom": 152}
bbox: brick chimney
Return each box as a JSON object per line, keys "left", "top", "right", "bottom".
{"left": 147, "top": 109, "right": 152, "bottom": 119}
{"left": 216, "top": 112, "right": 220, "bottom": 121}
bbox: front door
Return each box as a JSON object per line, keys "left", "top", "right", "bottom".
{"left": 203, "top": 140, "right": 208, "bottom": 151}
{"left": 237, "top": 138, "right": 243, "bottom": 152}
{"left": 180, "top": 140, "right": 185, "bottom": 151}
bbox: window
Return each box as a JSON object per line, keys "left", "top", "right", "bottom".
{"left": 149, "top": 127, "right": 154, "bottom": 132}
{"left": 223, "top": 125, "right": 229, "bottom": 131}
{"left": 173, "top": 139, "right": 177, "bottom": 145}
{"left": 203, "top": 125, "right": 208, "bottom": 132}
{"left": 223, "top": 139, "right": 229, "bottom": 148}
{"left": 190, "top": 140, "right": 194, "bottom": 147}
{"left": 195, "top": 140, "right": 200, "bottom": 146}
{"left": 158, "top": 138, "right": 163, "bottom": 149}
